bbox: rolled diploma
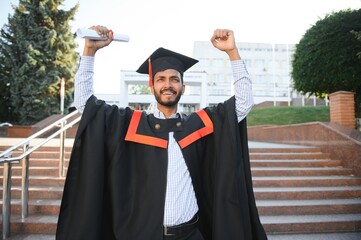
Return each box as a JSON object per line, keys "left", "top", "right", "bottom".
{"left": 76, "top": 28, "right": 129, "bottom": 42}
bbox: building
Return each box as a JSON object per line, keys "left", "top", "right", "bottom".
{"left": 192, "top": 41, "right": 295, "bottom": 106}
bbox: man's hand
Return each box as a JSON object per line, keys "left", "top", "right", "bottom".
{"left": 210, "top": 29, "right": 240, "bottom": 61}
{"left": 83, "top": 25, "right": 113, "bottom": 56}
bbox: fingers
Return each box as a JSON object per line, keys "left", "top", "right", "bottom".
{"left": 83, "top": 25, "right": 113, "bottom": 56}
{"left": 210, "top": 28, "right": 239, "bottom": 59}
{"left": 90, "top": 25, "right": 113, "bottom": 39}
{"left": 211, "top": 29, "right": 233, "bottom": 43}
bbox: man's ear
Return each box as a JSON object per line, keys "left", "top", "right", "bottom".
{"left": 182, "top": 85, "right": 185, "bottom": 95}
{"left": 150, "top": 86, "right": 155, "bottom": 94}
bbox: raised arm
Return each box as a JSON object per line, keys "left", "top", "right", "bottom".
{"left": 211, "top": 29, "right": 254, "bottom": 122}
{"left": 74, "top": 26, "right": 114, "bottom": 113}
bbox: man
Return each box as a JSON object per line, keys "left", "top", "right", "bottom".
{"left": 56, "top": 26, "right": 267, "bottom": 240}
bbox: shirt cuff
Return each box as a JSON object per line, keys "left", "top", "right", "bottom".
{"left": 78, "top": 56, "right": 95, "bottom": 71}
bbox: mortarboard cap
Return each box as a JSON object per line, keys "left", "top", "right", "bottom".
{"left": 136, "top": 47, "right": 199, "bottom": 87}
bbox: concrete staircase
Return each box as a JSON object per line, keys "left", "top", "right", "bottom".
{"left": 251, "top": 146, "right": 361, "bottom": 235}
{"left": 0, "top": 146, "right": 71, "bottom": 238}
{"left": 1, "top": 143, "right": 361, "bottom": 238}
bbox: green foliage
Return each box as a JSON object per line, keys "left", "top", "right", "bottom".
{"left": 247, "top": 106, "right": 330, "bottom": 126}
{"left": 128, "top": 84, "right": 152, "bottom": 94}
{"left": 352, "top": 30, "right": 361, "bottom": 59}
{"left": 0, "top": 0, "right": 79, "bottom": 125}
{"left": 0, "top": 47, "right": 14, "bottom": 122}
{"left": 291, "top": 9, "right": 361, "bottom": 117}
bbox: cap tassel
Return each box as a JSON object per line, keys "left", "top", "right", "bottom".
{"left": 148, "top": 58, "right": 153, "bottom": 87}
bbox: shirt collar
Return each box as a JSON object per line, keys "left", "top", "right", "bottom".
{"left": 154, "top": 108, "right": 182, "bottom": 119}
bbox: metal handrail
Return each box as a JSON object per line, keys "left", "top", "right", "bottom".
{"left": 0, "top": 110, "right": 81, "bottom": 239}
{"left": 0, "top": 110, "right": 80, "bottom": 161}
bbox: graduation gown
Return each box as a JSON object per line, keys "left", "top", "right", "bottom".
{"left": 56, "top": 95, "right": 267, "bottom": 240}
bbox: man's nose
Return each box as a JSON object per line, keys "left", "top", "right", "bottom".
{"left": 164, "top": 79, "right": 172, "bottom": 87}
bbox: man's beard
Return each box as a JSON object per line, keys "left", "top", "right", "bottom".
{"left": 154, "top": 89, "right": 182, "bottom": 107}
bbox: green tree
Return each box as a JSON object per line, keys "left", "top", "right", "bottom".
{"left": 0, "top": 0, "right": 79, "bottom": 125}
{"left": 0, "top": 42, "right": 13, "bottom": 122}
{"left": 352, "top": 30, "right": 361, "bottom": 59}
{"left": 129, "top": 84, "right": 152, "bottom": 94}
{"left": 291, "top": 9, "right": 361, "bottom": 118}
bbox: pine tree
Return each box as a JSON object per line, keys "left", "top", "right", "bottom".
{"left": 0, "top": 41, "right": 13, "bottom": 122}
{"left": 0, "top": 0, "right": 79, "bottom": 125}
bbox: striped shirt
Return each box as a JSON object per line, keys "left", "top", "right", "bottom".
{"left": 74, "top": 56, "right": 254, "bottom": 226}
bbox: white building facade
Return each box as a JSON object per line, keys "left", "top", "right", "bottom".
{"left": 99, "top": 41, "right": 303, "bottom": 112}
{"left": 192, "top": 41, "right": 296, "bottom": 106}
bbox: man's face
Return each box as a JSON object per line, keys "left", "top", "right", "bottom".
{"left": 151, "top": 69, "right": 185, "bottom": 107}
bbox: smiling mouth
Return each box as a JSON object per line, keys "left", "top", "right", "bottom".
{"left": 160, "top": 89, "right": 176, "bottom": 95}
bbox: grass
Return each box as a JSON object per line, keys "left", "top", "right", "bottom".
{"left": 247, "top": 106, "right": 330, "bottom": 126}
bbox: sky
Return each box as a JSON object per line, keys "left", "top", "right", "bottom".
{"left": 1, "top": 0, "right": 360, "bottom": 93}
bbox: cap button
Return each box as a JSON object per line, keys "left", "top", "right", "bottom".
{"left": 155, "top": 124, "right": 161, "bottom": 130}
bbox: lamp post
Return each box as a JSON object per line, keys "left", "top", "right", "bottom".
{"left": 60, "top": 78, "right": 65, "bottom": 115}
{"left": 272, "top": 43, "right": 276, "bottom": 106}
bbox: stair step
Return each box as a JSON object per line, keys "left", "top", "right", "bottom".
{"left": 29, "top": 152, "right": 71, "bottom": 158}
{"left": 0, "top": 199, "right": 61, "bottom": 215}
{"left": 0, "top": 146, "right": 73, "bottom": 152}
{"left": 254, "top": 186, "right": 361, "bottom": 199}
{"left": 251, "top": 167, "right": 354, "bottom": 176}
{"left": 261, "top": 214, "right": 361, "bottom": 233}
{"left": 0, "top": 186, "right": 64, "bottom": 200}
{"left": 1, "top": 150, "right": 71, "bottom": 159}
{"left": 267, "top": 232, "right": 361, "bottom": 240}
{"left": 250, "top": 152, "right": 330, "bottom": 160}
{"left": 1, "top": 167, "right": 60, "bottom": 176}
{"left": 1, "top": 160, "right": 69, "bottom": 167}
{"left": 257, "top": 198, "right": 361, "bottom": 215}
{"left": 251, "top": 159, "right": 341, "bottom": 168}
{"left": 3, "top": 158, "right": 71, "bottom": 167}
{"left": 250, "top": 148, "right": 322, "bottom": 153}
{"left": 253, "top": 176, "right": 361, "bottom": 187}
{"left": 0, "top": 176, "right": 66, "bottom": 186}
{"left": 1, "top": 234, "right": 55, "bottom": 240}
{"left": 0, "top": 214, "right": 58, "bottom": 235}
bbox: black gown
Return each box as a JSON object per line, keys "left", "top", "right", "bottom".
{"left": 56, "top": 95, "right": 267, "bottom": 240}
